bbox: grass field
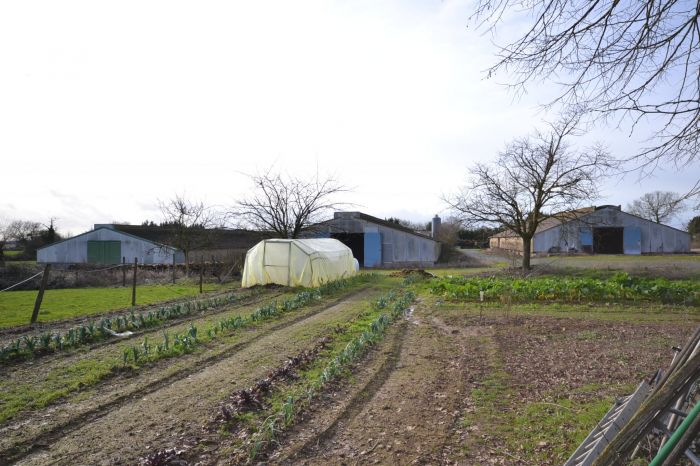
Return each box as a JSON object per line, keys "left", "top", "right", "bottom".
{"left": 0, "top": 283, "right": 237, "bottom": 328}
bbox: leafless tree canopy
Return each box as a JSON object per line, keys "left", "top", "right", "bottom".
{"left": 472, "top": 0, "right": 700, "bottom": 174}
{"left": 235, "top": 170, "right": 348, "bottom": 239}
{"left": 446, "top": 116, "right": 615, "bottom": 268}
{"left": 626, "top": 190, "right": 686, "bottom": 224}
{"left": 5, "top": 220, "right": 42, "bottom": 243}
{"left": 159, "top": 194, "right": 219, "bottom": 270}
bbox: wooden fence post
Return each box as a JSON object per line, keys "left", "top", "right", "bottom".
{"left": 199, "top": 260, "right": 204, "bottom": 294}
{"left": 131, "top": 257, "right": 138, "bottom": 307}
{"left": 172, "top": 253, "right": 176, "bottom": 284}
{"left": 122, "top": 256, "right": 126, "bottom": 287}
{"left": 31, "top": 264, "right": 51, "bottom": 324}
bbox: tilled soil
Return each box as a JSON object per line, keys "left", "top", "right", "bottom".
{"left": 3, "top": 290, "right": 694, "bottom": 465}
{"left": 270, "top": 301, "right": 483, "bottom": 465}
{"left": 265, "top": 304, "right": 695, "bottom": 466}
{"left": 2, "top": 287, "right": 383, "bottom": 465}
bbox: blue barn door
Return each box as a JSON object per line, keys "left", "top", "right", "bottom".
{"left": 363, "top": 232, "right": 382, "bottom": 267}
{"left": 623, "top": 227, "right": 642, "bottom": 255}
{"left": 579, "top": 228, "right": 593, "bottom": 253}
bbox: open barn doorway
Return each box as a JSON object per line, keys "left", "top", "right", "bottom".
{"left": 331, "top": 233, "right": 364, "bottom": 264}
{"left": 593, "top": 227, "right": 623, "bottom": 254}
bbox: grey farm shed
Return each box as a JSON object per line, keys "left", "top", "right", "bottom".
{"left": 37, "top": 226, "right": 181, "bottom": 265}
{"left": 315, "top": 212, "right": 441, "bottom": 267}
{"left": 490, "top": 205, "right": 690, "bottom": 255}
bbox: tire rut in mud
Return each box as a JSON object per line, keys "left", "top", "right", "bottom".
{"left": 274, "top": 318, "right": 409, "bottom": 464}
{"left": 272, "top": 305, "right": 472, "bottom": 466}
{"left": 0, "top": 286, "right": 374, "bottom": 465}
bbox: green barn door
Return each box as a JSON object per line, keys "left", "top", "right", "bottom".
{"left": 87, "top": 241, "right": 121, "bottom": 264}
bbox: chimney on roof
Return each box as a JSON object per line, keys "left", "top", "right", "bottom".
{"left": 431, "top": 215, "right": 441, "bottom": 238}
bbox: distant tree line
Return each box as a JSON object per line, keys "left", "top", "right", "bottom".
{"left": 0, "top": 218, "right": 62, "bottom": 262}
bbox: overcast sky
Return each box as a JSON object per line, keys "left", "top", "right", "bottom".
{"left": 1, "top": 0, "right": 697, "bottom": 235}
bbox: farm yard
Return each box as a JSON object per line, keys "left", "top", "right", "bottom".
{"left": 0, "top": 257, "right": 699, "bottom": 465}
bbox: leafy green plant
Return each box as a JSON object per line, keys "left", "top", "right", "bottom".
{"left": 430, "top": 273, "right": 700, "bottom": 305}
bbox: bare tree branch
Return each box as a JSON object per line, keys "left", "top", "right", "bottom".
{"left": 444, "top": 116, "right": 616, "bottom": 269}
{"left": 626, "top": 190, "right": 686, "bottom": 223}
{"left": 472, "top": 0, "right": 700, "bottom": 188}
{"left": 233, "top": 169, "right": 349, "bottom": 239}
{"left": 159, "top": 194, "right": 220, "bottom": 274}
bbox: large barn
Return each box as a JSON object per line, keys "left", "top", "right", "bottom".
{"left": 489, "top": 205, "right": 690, "bottom": 255}
{"left": 37, "top": 224, "right": 269, "bottom": 265}
{"left": 314, "top": 212, "right": 441, "bottom": 267}
{"left": 37, "top": 226, "right": 181, "bottom": 265}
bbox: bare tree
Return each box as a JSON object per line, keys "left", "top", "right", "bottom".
{"left": 471, "top": 0, "right": 700, "bottom": 189}
{"left": 234, "top": 169, "right": 348, "bottom": 238}
{"left": 445, "top": 117, "right": 615, "bottom": 269}
{"left": 5, "top": 220, "right": 42, "bottom": 246}
{"left": 626, "top": 191, "right": 686, "bottom": 224}
{"left": 159, "top": 194, "right": 219, "bottom": 274}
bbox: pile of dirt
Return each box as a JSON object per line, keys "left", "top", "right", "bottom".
{"left": 389, "top": 269, "right": 435, "bottom": 278}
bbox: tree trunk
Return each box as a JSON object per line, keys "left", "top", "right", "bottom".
{"left": 521, "top": 236, "right": 532, "bottom": 269}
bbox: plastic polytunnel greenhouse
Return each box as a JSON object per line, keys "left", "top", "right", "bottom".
{"left": 241, "top": 238, "right": 359, "bottom": 288}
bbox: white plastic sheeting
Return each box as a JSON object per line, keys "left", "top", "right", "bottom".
{"left": 241, "top": 238, "right": 357, "bottom": 288}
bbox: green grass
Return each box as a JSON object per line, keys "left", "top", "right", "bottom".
{"left": 3, "top": 250, "right": 23, "bottom": 257}
{"left": 0, "top": 283, "right": 236, "bottom": 328}
{"left": 0, "top": 358, "right": 113, "bottom": 423}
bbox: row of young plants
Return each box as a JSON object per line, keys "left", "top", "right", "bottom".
{"left": 244, "top": 289, "right": 416, "bottom": 461}
{"left": 430, "top": 272, "right": 700, "bottom": 304}
{"left": 121, "top": 274, "right": 376, "bottom": 366}
{"left": 0, "top": 290, "right": 253, "bottom": 364}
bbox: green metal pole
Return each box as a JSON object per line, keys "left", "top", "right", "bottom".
{"left": 649, "top": 400, "right": 700, "bottom": 466}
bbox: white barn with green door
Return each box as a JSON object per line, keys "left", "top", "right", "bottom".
{"left": 37, "top": 226, "right": 181, "bottom": 265}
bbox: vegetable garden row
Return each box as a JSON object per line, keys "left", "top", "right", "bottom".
{"left": 429, "top": 272, "right": 700, "bottom": 304}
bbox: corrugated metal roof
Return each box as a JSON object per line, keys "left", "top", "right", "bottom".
{"left": 490, "top": 207, "right": 596, "bottom": 238}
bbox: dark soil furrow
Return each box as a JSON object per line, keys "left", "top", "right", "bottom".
{"left": 275, "top": 318, "right": 409, "bottom": 464}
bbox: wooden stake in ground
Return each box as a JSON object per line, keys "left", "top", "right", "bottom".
{"left": 199, "top": 260, "right": 204, "bottom": 294}
{"left": 131, "top": 257, "right": 137, "bottom": 307}
{"left": 30, "top": 264, "right": 51, "bottom": 324}
{"left": 122, "top": 256, "right": 126, "bottom": 287}
{"left": 172, "top": 253, "right": 176, "bottom": 284}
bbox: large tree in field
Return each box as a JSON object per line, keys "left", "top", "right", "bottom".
{"left": 471, "top": 0, "right": 700, "bottom": 196}
{"left": 159, "top": 194, "right": 218, "bottom": 274}
{"left": 626, "top": 191, "right": 686, "bottom": 224}
{"left": 234, "top": 169, "right": 348, "bottom": 239}
{"left": 446, "top": 117, "right": 615, "bottom": 269}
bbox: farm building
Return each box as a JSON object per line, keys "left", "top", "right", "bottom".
{"left": 489, "top": 205, "right": 690, "bottom": 255}
{"left": 314, "top": 212, "right": 441, "bottom": 267}
{"left": 107, "top": 224, "right": 268, "bottom": 263}
{"left": 37, "top": 224, "right": 270, "bottom": 266}
{"left": 37, "top": 226, "right": 182, "bottom": 265}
